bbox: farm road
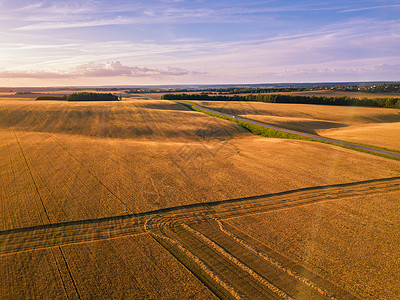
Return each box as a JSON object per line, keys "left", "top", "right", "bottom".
{"left": 1, "top": 176, "right": 399, "bottom": 256}
{"left": 177, "top": 101, "right": 400, "bottom": 159}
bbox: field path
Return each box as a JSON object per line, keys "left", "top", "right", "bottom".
{"left": 177, "top": 101, "right": 400, "bottom": 159}
{"left": 1, "top": 176, "right": 399, "bottom": 256}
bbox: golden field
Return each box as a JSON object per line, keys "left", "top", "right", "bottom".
{"left": 1, "top": 95, "right": 400, "bottom": 299}
{"left": 320, "top": 122, "right": 400, "bottom": 151}
{"left": 226, "top": 188, "right": 400, "bottom": 299}
{"left": 1, "top": 234, "right": 216, "bottom": 299}
{"left": 193, "top": 100, "right": 400, "bottom": 149}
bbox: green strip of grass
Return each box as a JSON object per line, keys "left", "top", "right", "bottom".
{"left": 191, "top": 106, "right": 318, "bottom": 141}
{"left": 234, "top": 111, "right": 400, "bottom": 154}
{"left": 181, "top": 102, "right": 400, "bottom": 161}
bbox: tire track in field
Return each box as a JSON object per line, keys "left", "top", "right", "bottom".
{"left": 1, "top": 104, "right": 50, "bottom": 226}
{"left": 149, "top": 217, "right": 346, "bottom": 299}
{"left": 181, "top": 223, "right": 293, "bottom": 299}
{"left": 214, "top": 218, "right": 338, "bottom": 300}
{"left": 50, "top": 248, "right": 72, "bottom": 300}
{"left": 57, "top": 246, "right": 82, "bottom": 300}
{"left": 154, "top": 217, "right": 284, "bottom": 299}
{"left": 145, "top": 219, "right": 246, "bottom": 300}
{"left": 1, "top": 176, "right": 400, "bottom": 255}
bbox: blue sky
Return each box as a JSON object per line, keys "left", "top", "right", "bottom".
{"left": 0, "top": 0, "right": 399, "bottom": 86}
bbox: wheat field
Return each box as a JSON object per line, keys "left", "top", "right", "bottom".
{"left": 320, "top": 122, "right": 400, "bottom": 151}
{"left": 192, "top": 101, "right": 400, "bottom": 149}
{"left": 226, "top": 188, "right": 400, "bottom": 299}
{"left": 1, "top": 96, "right": 400, "bottom": 299}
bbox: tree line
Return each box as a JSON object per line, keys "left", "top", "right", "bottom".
{"left": 36, "top": 92, "right": 119, "bottom": 101}
{"left": 67, "top": 92, "right": 119, "bottom": 101}
{"left": 161, "top": 93, "right": 400, "bottom": 109}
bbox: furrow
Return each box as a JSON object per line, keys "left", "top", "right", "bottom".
{"left": 215, "top": 218, "right": 338, "bottom": 300}
{"left": 181, "top": 224, "right": 293, "bottom": 300}
{"left": 144, "top": 220, "right": 246, "bottom": 300}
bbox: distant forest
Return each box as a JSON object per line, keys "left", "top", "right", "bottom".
{"left": 67, "top": 92, "right": 119, "bottom": 101}
{"left": 162, "top": 93, "right": 400, "bottom": 109}
{"left": 36, "top": 92, "right": 119, "bottom": 101}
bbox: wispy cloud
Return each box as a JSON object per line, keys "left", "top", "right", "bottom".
{"left": 1, "top": 1, "right": 400, "bottom": 85}
{"left": 4, "top": 1, "right": 343, "bottom": 30}
{"left": 264, "top": 64, "right": 400, "bottom": 82}
{"left": 275, "top": 64, "right": 400, "bottom": 76}
{"left": 340, "top": 4, "right": 400, "bottom": 13}
{"left": 0, "top": 61, "right": 204, "bottom": 79}
{"left": 15, "top": 17, "right": 137, "bottom": 31}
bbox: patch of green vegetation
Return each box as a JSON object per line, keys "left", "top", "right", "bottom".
{"left": 35, "top": 95, "right": 67, "bottom": 101}
{"left": 67, "top": 92, "right": 119, "bottom": 101}
{"left": 189, "top": 105, "right": 319, "bottom": 142}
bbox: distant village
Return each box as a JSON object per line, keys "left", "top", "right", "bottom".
{"left": 334, "top": 83, "right": 400, "bottom": 93}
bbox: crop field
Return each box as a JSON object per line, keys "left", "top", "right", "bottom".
{"left": 1, "top": 234, "right": 216, "bottom": 299}
{"left": 192, "top": 101, "right": 400, "bottom": 149}
{"left": 1, "top": 95, "right": 400, "bottom": 299}
{"left": 225, "top": 188, "right": 400, "bottom": 299}
{"left": 320, "top": 122, "right": 400, "bottom": 151}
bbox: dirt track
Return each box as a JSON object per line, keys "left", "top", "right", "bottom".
{"left": 2, "top": 176, "right": 399, "bottom": 256}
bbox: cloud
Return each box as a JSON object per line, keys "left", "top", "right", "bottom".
{"left": 15, "top": 17, "right": 137, "bottom": 30}
{"left": 340, "top": 4, "right": 400, "bottom": 13}
{"left": 2, "top": 1, "right": 400, "bottom": 85}
{"left": 267, "top": 64, "right": 400, "bottom": 82}
{"left": 6, "top": 1, "right": 335, "bottom": 31}
{"left": 0, "top": 61, "right": 203, "bottom": 79}
{"left": 276, "top": 64, "right": 400, "bottom": 76}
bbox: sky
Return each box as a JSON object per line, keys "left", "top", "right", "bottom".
{"left": 0, "top": 0, "right": 399, "bottom": 86}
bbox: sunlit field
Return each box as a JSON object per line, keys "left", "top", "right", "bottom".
{"left": 1, "top": 93, "right": 399, "bottom": 299}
